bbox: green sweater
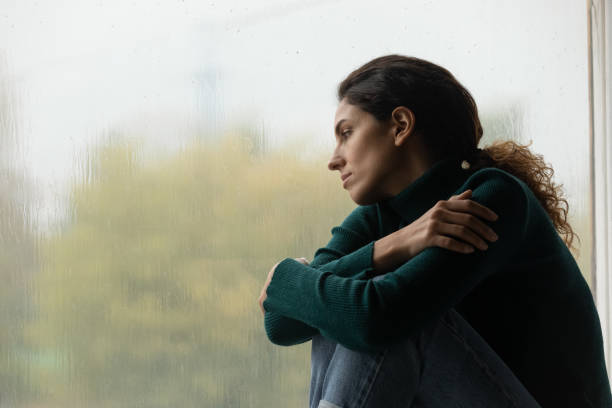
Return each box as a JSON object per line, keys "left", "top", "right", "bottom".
{"left": 262, "top": 157, "right": 611, "bottom": 407}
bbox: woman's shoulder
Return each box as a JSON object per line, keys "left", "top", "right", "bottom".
{"left": 469, "top": 166, "right": 526, "bottom": 186}
{"left": 464, "top": 166, "right": 531, "bottom": 201}
{"left": 458, "top": 166, "right": 532, "bottom": 229}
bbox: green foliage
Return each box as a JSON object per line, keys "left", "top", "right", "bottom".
{"left": 25, "top": 130, "right": 355, "bottom": 407}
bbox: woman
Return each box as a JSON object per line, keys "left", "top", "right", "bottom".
{"left": 258, "top": 55, "right": 611, "bottom": 407}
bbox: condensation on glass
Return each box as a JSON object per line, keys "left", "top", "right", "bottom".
{"left": 0, "top": 0, "right": 592, "bottom": 406}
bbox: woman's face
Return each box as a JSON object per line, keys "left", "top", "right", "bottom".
{"left": 328, "top": 99, "right": 401, "bottom": 205}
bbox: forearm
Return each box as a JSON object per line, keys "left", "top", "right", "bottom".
{"left": 265, "top": 237, "right": 401, "bottom": 345}
{"left": 372, "top": 233, "right": 405, "bottom": 275}
{"left": 264, "top": 241, "right": 376, "bottom": 346}
{"left": 263, "top": 205, "right": 379, "bottom": 346}
{"left": 263, "top": 172, "right": 527, "bottom": 352}
{"left": 265, "top": 236, "right": 401, "bottom": 344}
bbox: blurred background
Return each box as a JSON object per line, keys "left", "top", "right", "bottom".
{"left": 0, "top": 0, "right": 599, "bottom": 406}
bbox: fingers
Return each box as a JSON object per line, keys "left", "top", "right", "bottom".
{"left": 449, "top": 189, "right": 472, "bottom": 200}
{"left": 432, "top": 235, "right": 475, "bottom": 254}
{"left": 444, "top": 197, "right": 499, "bottom": 222}
{"left": 435, "top": 222, "right": 491, "bottom": 251}
{"left": 422, "top": 191, "right": 499, "bottom": 256}
{"left": 258, "top": 290, "right": 266, "bottom": 316}
{"left": 443, "top": 209, "right": 498, "bottom": 242}
{"left": 294, "top": 257, "right": 310, "bottom": 265}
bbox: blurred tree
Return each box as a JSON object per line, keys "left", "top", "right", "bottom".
{"left": 17, "top": 101, "right": 591, "bottom": 407}
{"left": 0, "top": 53, "right": 41, "bottom": 405}
{"left": 26, "top": 129, "right": 354, "bottom": 407}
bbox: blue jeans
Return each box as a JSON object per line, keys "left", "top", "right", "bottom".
{"left": 309, "top": 277, "right": 542, "bottom": 408}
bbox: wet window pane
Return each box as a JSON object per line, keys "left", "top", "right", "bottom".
{"left": 0, "top": 1, "right": 591, "bottom": 406}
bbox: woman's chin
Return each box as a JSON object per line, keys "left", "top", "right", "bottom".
{"left": 349, "top": 187, "right": 382, "bottom": 206}
{"left": 347, "top": 189, "right": 359, "bottom": 204}
{"left": 349, "top": 190, "right": 370, "bottom": 206}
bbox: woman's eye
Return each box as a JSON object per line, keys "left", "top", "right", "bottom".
{"left": 341, "top": 130, "right": 351, "bottom": 139}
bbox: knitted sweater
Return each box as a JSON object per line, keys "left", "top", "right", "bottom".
{"left": 262, "top": 157, "right": 611, "bottom": 407}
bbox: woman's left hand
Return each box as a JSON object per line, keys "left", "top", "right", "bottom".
{"left": 259, "top": 257, "right": 309, "bottom": 316}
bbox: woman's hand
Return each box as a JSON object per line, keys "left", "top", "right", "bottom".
{"left": 258, "top": 257, "right": 309, "bottom": 316}
{"left": 404, "top": 189, "right": 499, "bottom": 255}
{"left": 373, "top": 190, "right": 499, "bottom": 273}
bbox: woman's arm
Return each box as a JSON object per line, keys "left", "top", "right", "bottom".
{"left": 264, "top": 189, "right": 500, "bottom": 346}
{"left": 372, "top": 189, "right": 499, "bottom": 274}
{"left": 263, "top": 172, "right": 527, "bottom": 352}
{"left": 264, "top": 205, "right": 379, "bottom": 346}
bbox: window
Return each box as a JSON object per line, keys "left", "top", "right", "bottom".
{"left": 0, "top": 1, "right": 606, "bottom": 405}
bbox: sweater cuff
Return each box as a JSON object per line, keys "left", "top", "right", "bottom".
{"left": 262, "top": 257, "right": 325, "bottom": 325}
{"left": 263, "top": 258, "right": 322, "bottom": 315}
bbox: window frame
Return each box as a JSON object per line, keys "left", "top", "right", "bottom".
{"left": 588, "top": 0, "right": 612, "bottom": 375}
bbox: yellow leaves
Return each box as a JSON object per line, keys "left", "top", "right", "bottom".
{"left": 29, "top": 129, "right": 354, "bottom": 405}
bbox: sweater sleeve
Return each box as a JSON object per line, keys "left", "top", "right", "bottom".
{"left": 262, "top": 173, "right": 528, "bottom": 352}
{"left": 263, "top": 205, "right": 379, "bottom": 346}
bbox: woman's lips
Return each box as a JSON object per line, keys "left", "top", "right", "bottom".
{"left": 342, "top": 174, "right": 351, "bottom": 188}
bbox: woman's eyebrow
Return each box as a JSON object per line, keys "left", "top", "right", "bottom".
{"left": 334, "top": 119, "right": 348, "bottom": 136}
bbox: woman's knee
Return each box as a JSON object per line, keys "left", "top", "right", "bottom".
{"left": 317, "top": 332, "right": 422, "bottom": 407}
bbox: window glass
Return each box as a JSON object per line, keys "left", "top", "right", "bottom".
{"left": 0, "top": 0, "right": 589, "bottom": 405}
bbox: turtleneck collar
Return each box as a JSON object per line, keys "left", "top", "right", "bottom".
{"left": 380, "top": 157, "right": 474, "bottom": 225}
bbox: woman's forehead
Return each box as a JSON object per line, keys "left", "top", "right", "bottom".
{"left": 334, "top": 100, "right": 363, "bottom": 122}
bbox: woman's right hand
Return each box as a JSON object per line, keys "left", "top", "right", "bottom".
{"left": 400, "top": 189, "right": 499, "bottom": 256}
{"left": 372, "top": 190, "right": 499, "bottom": 273}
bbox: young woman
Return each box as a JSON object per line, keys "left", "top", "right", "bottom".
{"left": 258, "top": 55, "right": 611, "bottom": 407}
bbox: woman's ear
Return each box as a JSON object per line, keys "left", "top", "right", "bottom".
{"left": 391, "top": 106, "right": 416, "bottom": 146}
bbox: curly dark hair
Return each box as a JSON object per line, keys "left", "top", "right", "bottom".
{"left": 337, "top": 54, "right": 576, "bottom": 251}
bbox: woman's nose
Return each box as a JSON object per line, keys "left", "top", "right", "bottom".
{"left": 328, "top": 143, "right": 345, "bottom": 171}
{"left": 328, "top": 155, "right": 344, "bottom": 171}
